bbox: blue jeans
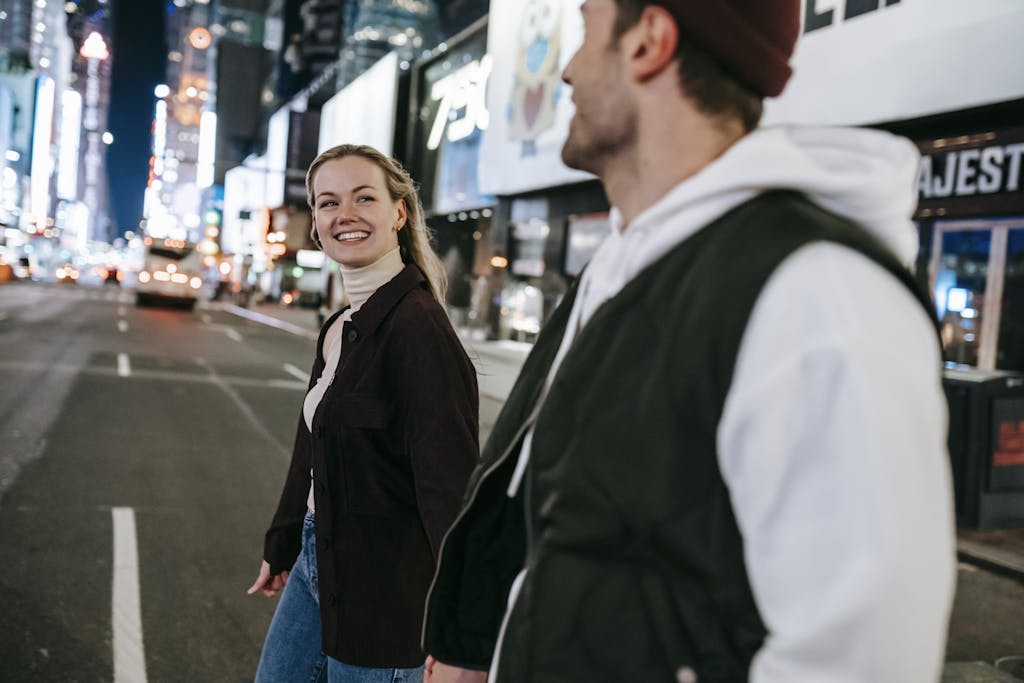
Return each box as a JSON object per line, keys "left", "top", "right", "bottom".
{"left": 255, "top": 512, "right": 425, "bottom": 683}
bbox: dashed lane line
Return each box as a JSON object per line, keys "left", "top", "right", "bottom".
{"left": 283, "top": 363, "right": 309, "bottom": 382}
{"left": 118, "top": 306, "right": 126, "bottom": 316}
{"left": 0, "top": 360, "right": 307, "bottom": 390}
{"left": 224, "top": 328, "right": 243, "bottom": 342}
{"left": 201, "top": 314, "right": 212, "bottom": 325}
{"left": 112, "top": 507, "right": 148, "bottom": 683}
{"left": 117, "top": 353, "right": 131, "bottom": 377}
{"left": 118, "top": 320, "right": 128, "bottom": 333}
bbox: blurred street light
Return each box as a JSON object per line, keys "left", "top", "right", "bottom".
{"left": 80, "top": 32, "right": 109, "bottom": 61}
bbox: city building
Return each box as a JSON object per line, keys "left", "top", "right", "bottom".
{"left": 144, "top": 0, "right": 216, "bottom": 242}
{"left": 0, "top": 0, "right": 110, "bottom": 272}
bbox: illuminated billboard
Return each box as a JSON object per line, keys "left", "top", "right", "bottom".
{"left": 764, "top": 2, "right": 1024, "bottom": 126}
{"left": 319, "top": 51, "right": 399, "bottom": 156}
{"left": 478, "top": 0, "right": 591, "bottom": 195}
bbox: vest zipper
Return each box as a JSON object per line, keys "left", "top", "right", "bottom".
{"left": 489, "top": 430, "right": 537, "bottom": 680}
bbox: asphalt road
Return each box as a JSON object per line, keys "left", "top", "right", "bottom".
{"left": 0, "top": 281, "right": 311, "bottom": 682}
{"left": 0, "top": 281, "right": 1022, "bottom": 682}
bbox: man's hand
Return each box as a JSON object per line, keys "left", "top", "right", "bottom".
{"left": 246, "top": 560, "right": 289, "bottom": 597}
{"left": 424, "top": 655, "right": 488, "bottom": 683}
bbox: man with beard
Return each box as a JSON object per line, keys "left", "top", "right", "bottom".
{"left": 422, "top": 1, "right": 956, "bottom": 682}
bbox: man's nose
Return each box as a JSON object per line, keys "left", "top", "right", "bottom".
{"left": 562, "top": 50, "right": 577, "bottom": 85}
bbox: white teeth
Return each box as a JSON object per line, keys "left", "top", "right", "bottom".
{"left": 335, "top": 231, "right": 369, "bottom": 241}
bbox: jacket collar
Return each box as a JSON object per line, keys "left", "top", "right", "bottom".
{"left": 349, "top": 262, "right": 427, "bottom": 336}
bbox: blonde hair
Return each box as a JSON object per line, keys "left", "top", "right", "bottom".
{"left": 306, "top": 144, "right": 448, "bottom": 304}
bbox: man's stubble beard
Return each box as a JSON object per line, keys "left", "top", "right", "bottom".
{"left": 561, "top": 106, "right": 637, "bottom": 178}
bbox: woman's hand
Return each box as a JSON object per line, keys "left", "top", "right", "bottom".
{"left": 424, "top": 655, "right": 488, "bottom": 683}
{"left": 246, "top": 560, "right": 289, "bottom": 597}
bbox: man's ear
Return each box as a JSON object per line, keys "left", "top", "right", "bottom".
{"left": 623, "top": 5, "right": 679, "bottom": 82}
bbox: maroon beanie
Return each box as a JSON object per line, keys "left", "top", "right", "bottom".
{"left": 657, "top": 0, "right": 801, "bottom": 98}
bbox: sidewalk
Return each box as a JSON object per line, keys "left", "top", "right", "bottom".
{"left": 217, "top": 300, "right": 531, "bottom": 403}
{"left": 958, "top": 529, "right": 1024, "bottom": 580}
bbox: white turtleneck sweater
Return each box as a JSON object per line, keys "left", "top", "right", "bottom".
{"left": 304, "top": 246, "right": 405, "bottom": 512}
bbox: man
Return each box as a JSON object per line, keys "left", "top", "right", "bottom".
{"left": 423, "top": 1, "right": 956, "bottom": 681}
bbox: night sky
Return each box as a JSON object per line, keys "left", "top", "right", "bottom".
{"left": 107, "top": 0, "right": 166, "bottom": 237}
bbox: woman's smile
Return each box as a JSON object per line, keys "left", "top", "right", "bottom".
{"left": 332, "top": 230, "right": 371, "bottom": 242}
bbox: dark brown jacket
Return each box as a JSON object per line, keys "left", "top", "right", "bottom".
{"left": 263, "top": 263, "right": 479, "bottom": 667}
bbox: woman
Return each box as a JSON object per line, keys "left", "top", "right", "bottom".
{"left": 248, "top": 144, "right": 479, "bottom": 683}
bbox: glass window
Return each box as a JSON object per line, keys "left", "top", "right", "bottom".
{"left": 997, "top": 228, "right": 1024, "bottom": 371}
{"left": 934, "top": 228, "right": 991, "bottom": 367}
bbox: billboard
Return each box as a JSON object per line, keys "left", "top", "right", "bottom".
{"left": 319, "top": 51, "right": 399, "bottom": 156}
{"left": 413, "top": 20, "right": 496, "bottom": 214}
{"left": 478, "top": 0, "right": 592, "bottom": 195}
{"left": 764, "top": 1, "right": 1024, "bottom": 126}
{"left": 0, "top": 72, "right": 38, "bottom": 154}
{"left": 222, "top": 162, "right": 268, "bottom": 254}
{"left": 265, "top": 106, "right": 290, "bottom": 209}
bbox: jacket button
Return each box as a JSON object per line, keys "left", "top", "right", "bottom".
{"left": 346, "top": 329, "right": 358, "bottom": 342}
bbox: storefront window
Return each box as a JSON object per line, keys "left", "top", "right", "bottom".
{"left": 565, "top": 212, "right": 610, "bottom": 278}
{"left": 997, "top": 228, "right": 1024, "bottom": 371}
{"left": 934, "top": 228, "right": 991, "bottom": 367}
{"left": 498, "top": 281, "right": 544, "bottom": 341}
{"left": 932, "top": 219, "right": 1024, "bottom": 371}
{"left": 510, "top": 219, "right": 549, "bottom": 278}
{"left": 496, "top": 218, "right": 549, "bottom": 343}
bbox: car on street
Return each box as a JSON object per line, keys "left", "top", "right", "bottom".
{"left": 55, "top": 264, "right": 80, "bottom": 283}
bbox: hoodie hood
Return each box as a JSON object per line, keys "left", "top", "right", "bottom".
{"left": 574, "top": 126, "right": 922, "bottom": 330}
{"left": 724, "top": 126, "right": 921, "bottom": 267}
{"left": 610, "top": 126, "right": 922, "bottom": 278}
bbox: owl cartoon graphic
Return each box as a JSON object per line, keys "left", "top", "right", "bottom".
{"left": 508, "top": 0, "right": 562, "bottom": 153}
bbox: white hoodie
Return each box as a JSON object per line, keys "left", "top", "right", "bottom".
{"left": 498, "top": 126, "right": 956, "bottom": 682}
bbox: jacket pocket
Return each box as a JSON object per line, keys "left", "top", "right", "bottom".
{"left": 335, "top": 393, "right": 393, "bottom": 429}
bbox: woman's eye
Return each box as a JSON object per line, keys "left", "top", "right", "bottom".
{"left": 357, "top": 196, "right": 374, "bottom": 203}
{"left": 319, "top": 200, "right": 336, "bottom": 208}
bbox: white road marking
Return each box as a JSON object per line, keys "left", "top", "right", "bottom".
{"left": 117, "top": 353, "right": 131, "bottom": 377}
{"left": 283, "top": 363, "right": 309, "bottom": 382}
{"left": 111, "top": 507, "right": 148, "bottom": 683}
{"left": 118, "top": 306, "right": 126, "bottom": 316}
{"left": 201, "top": 314, "right": 212, "bottom": 325}
{"left": 118, "top": 320, "right": 128, "bottom": 333}
{"left": 267, "top": 379, "right": 309, "bottom": 390}
{"left": 224, "top": 328, "right": 243, "bottom": 342}
{"left": 196, "top": 358, "right": 290, "bottom": 458}
{"left": 221, "top": 304, "right": 319, "bottom": 341}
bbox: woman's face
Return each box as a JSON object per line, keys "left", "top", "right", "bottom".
{"left": 312, "top": 156, "right": 406, "bottom": 268}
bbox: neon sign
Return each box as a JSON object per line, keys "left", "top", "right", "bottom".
{"left": 427, "top": 55, "right": 492, "bottom": 151}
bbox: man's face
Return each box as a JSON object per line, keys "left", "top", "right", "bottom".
{"left": 560, "top": 0, "right": 637, "bottom": 175}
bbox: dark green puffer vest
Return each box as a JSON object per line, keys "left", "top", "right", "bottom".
{"left": 423, "top": 191, "right": 936, "bottom": 682}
